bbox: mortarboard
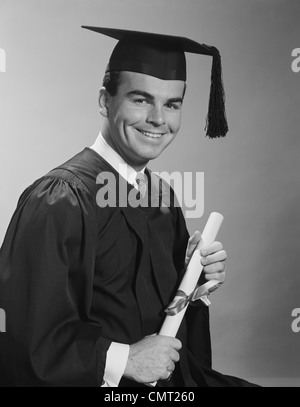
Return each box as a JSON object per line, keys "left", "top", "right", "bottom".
{"left": 82, "top": 26, "right": 228, "bottom": 138}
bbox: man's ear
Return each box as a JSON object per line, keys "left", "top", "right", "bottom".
{"left": 99, "top": 87, "right": 110, "bottom": 118}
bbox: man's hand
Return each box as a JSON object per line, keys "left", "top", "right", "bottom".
{"left": 123, "top": 335, "right": 182, "bottom": 384}
{"left": 185, "top": 231, "right": 227, "bottom": 285}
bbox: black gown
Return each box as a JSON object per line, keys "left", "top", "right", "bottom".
{"left": 0, "top": 148, "right": 257, "bottom": 387}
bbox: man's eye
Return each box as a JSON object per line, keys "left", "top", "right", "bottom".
{"left": 134, "top": 98, "right": 149, "bottom": 104}
{"left": 166, "top": 103, "right": 180, "bottom": 110}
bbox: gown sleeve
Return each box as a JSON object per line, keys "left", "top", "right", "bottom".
{"left": 0, "top": 173, "right": 110, "bottom": 387}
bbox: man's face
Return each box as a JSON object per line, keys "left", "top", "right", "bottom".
{"left": 103, "top": 71, "right": 185, "bottom": 170}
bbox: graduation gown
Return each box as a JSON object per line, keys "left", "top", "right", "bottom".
{"left": 0, "top": 148, "right": 256, "bottom": 387}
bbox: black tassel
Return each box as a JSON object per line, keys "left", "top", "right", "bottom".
{"left": 205, "top": 47, "right": 228, "bottom": 138}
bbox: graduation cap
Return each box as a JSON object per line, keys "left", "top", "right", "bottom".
{"left": 82, "top": 26, "right": 228, "bottom": 138}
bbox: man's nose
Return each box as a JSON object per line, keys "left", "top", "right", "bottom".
{"left": 146, "top": 105, "right": 166, "bottom": 127}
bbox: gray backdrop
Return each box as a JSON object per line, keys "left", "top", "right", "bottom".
{"left": 0, "top": 0, "right": 299, "bottom": 386}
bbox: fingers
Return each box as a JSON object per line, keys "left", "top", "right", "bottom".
{"left": 201, "top": 260, "right": 226, "bottom": 274}
{"left": 168, "top": 337, "right": 182, "bottom": 351}
{"left": 201, "top": 258, "right": 226, "bottom": 282}
{"left": 162, "top": 368, "right": 174, "bottom": 381}
{"left": 200, "top": 241, "right": 224, "bottom": 257}
{"left": 201, "top": 250, "right": 227, "bottom": 266}
{"left": 162, "top": 349, "right": 177, "bottom": 381}
{"left": 153, "top": 337, "right": 181, "bottom": 379}
{"left": 185, "top": 235, "right": 227, "bottom": 283}
{"left": 188, "top": 230, "right": 202, "bottom": 246}
{"left": 204, "top": 267, "right": 226, "bottom": 282}
{"left": 124, "top": 336, "right": 182, "bottom": 384}
{"left": 170, "top": 348, "right": 180, "bottom": 363}
{"left": 186, "top": 238, "right": 226, "bottom": 266}
{"left": 167, "top": 360, "right": 175, "bottom": 373}
{"left": 200, "top": 242, "right": 227, "bottom": 284}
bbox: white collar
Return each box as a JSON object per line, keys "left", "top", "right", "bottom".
{"left": 90, "top": 132, "right": 145, "bottom": 188}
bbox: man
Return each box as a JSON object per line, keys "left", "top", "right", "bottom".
{"left": 0, "top": 27, "right": 256, "bottom": 387}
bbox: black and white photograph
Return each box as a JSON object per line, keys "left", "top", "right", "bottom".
{"left": 0, "top": 0, "right": 299, "bottom": 391}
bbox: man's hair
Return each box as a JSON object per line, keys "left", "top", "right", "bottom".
{"left": 102, "top": 71, "right": 123, "bottom": 96}
{"left": 102, "top": 70, "right": 187, "bottom": 98}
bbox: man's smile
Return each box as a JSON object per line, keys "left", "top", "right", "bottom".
{"left": 136, "top": 129, "right": 167, "bottom": 139}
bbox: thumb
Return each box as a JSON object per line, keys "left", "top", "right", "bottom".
{"left": 185, "top": 231, "right": 202, "bottom": 266}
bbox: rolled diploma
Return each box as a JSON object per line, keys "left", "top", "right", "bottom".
{"left": 159, "top": 212, "right": 224, "bottom": 337}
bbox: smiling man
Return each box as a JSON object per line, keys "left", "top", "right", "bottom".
{"left": 100, "top": 71, "right": 184, "bottom": 170}
{"left": 0, "top": 27, "right": 257, "bottom": 387}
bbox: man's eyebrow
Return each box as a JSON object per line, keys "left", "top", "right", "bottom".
{"left": 126, "top": 90, "right": 183, "bottom": 103}
{"left": 126, "top": 90, "right": 154, "bottom": 99}
{"left": 166, "top": 97, "right": 183, "bottom": 104}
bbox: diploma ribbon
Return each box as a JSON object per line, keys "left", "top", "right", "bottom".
{"left": 164, "top": 280, "right": 221, "bottom": 316}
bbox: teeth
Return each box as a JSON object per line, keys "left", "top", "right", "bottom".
{"left": 139, "top": 130, "right": 164, "bottom": 139}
